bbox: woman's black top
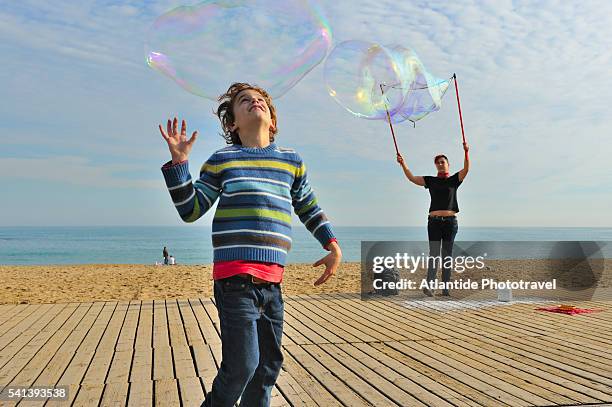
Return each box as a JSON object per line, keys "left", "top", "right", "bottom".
{"left": 423, "top": 172, "right": 462, "bottom": 213}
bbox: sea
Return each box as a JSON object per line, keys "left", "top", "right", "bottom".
{"left": 1, "top": 226, "right": 611, "bottom": 265}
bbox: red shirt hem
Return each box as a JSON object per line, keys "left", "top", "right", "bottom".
{"left": 213, "top": 260, "right": 284, "bottom": 283}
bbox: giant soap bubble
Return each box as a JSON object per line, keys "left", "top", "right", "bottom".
{"left": 324, "top": 41, "right": 450, "bottom": 124}
{"left": 146, "top": 0, "right": 332, "bottom": 100}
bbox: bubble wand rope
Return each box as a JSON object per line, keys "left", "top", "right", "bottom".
{"left": 379, "top": 84, "right": 400, "bottom": 155}
{"left": 452, "top": 73, "right": 466, "bottom": 145}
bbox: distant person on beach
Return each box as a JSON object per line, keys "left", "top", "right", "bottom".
{"left": 397, "top": 142, "right": 469, "bottom": 296}
{"left": 168, "top": 255, "right": 176, "bottom": 265}
{"left": 158, "top": 82, "right": 342, "bottom": 407}
{"left": 163, "top": 246, "right": 169, "bottom": 265}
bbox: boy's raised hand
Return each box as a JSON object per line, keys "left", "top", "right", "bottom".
{"left": 159, "top": 117, "right": 198, "bottom": 164}
{"left": 312, "top": 242, "right": 342, "bottom": 286}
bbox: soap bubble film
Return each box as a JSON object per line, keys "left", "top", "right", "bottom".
{"left": 324, "top": 41, "right": 449, "bottom": 124}
{"left": 146, "top": 0, "right": 332, "bottom": 100}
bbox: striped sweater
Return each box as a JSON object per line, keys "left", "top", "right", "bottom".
{"left": 161, "top": 143, "right": 335, "bottom": 266}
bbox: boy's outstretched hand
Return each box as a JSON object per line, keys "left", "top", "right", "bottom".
{"left": 159, "top": 117, "right": 198, "bottom": 164}
{"left": 312, "top": 241, "right": 342, "bottom": 286}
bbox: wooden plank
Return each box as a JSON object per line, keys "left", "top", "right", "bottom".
{"left": 350, "top": 342, "right": 484, "bottom": 407}
{"left": 163, "top": 302, "right": 191, "bottom": 383}
{"left": 291, "top": 295, "right": 382, "bottom": 342}
{"left": 167, "top": 299, "right": 188, "bottom": 349}
{"left": 298, "top": 294, "right": 398, "bottom": 341}
{"left": 438, "top": 337, "right": 599, "bottom": 405}
{"left": 135, "top": 300, "right": 153, "bottom": 351}
{"left": 459, "top": 303, "right": 611, "bottom": 347}
{"left": 477, "top": 304, "right": 612, "bottom": 352}
{"left": 100, "top": 381, "right": 130, "bottom": 406}
{"left": 106, "top": 349, "right": 134, "bottom": 383}
{"left": 334, "top": 342, "right": 459, "bottom": 407}
{"left": 107, "top": 301, "right": 140, "bottom": 384}
{"left": 174, "top": 344, "right": 197, "bottom": 379}
{"left": 153, "top": 346, "right": 175, "bottom": 381}
{"left": 0, "top": 304, "right": 18, "bottom": 323}
{"left": 0, "top": 296, "right": 608, "bottom": 407}
{"left": 189, "top": 298, "right": 220, "bottom": 345}
{"left": 178, "top": 376, "right": 205, "bottom": 406}
{"left": 56, "top": 302, "right": 117, "bottom": 405}
{"left": 0, "top": 303, "right": 87, "bottom": 388}
{"left": 527, "top": 308, "right": 612, "bottom": 333}
{"left": 305, "top": 293, "right": 414, "bottom": 341}
{"left": 131, "top": 348, "right": 153, "bottom": 384}
{"left": 0, "top": 304, "right": 38, "bottom": 331}
{"left": 319, "top": 343, "right": 433, "bottom": 406}
{"left": 191, "top": 342, "right": 217, "bottom": 392}
{"left": 269, "top": 383, "right": 288, "bottom": 406}
{"left": 278, "top": 348, "right": 341, "bottom": 406}
{"left": 154, "top": 378, "right": 180, "bottom": 406}
{"left": 409, "top": 305, "right": 612, "bottom": 389}
{"left": 274, "top": 365, "right": 318, "bottom": 406}
{"left": 178, "top": 299, "right": 206, "bottom": 346}
{"left": 284, "top": 297, "right": 349, "bottom": 343}
{"left": 116, "top": 300, "right": 141, "bottom": 352}
{"left": 347, "top": 297, "right": 462, "bottom": 342}
{"left": 507, "top": 334, "right": 611, "bottom": 375}
{"left": 380, "top": 298, "right": 612, "bottom": 396}
{"left": 152, "top": 300, "right": 170, "bottom": 349}
{"left": 387, "top": 341, "right": 532, "bottom": 406}
{"left": 202, "top": 299, "right": 221, "bottom": 342}
{"left": 127, "top": 380, "right": 153, "bottom": 407}
{"left": 166, "top": 299, "right": 198, "bottom": 381}
{"left": 24, "top": 303, "right": 105, "bottom": 406}
{"left": 278, "top": 309, "right": 316, "bottom": 345}
{"left": 71, "top": 383, "right": 105, "bottom": 406}
{"left": 80, "top": 301, "right": 129, "bottom": 385}
{"left": 209, "top": 343, "right": 222, "bottom": 373}
{"left": 455, "top": 335, "right": 612, "bottom": 400}
{"left": 0, "top": 304, "right": 47, "bottom": 344}
{"left": 329, "top": 293, "right": 426, "bottom": 340}
{"left": 131, "top": 300, "right": 153, "bottom": 384}
{"left": 280, "top": 304, "right": 326, "bottom": 344}
{"left": 417, "top": 338, "right": 569, "bottom": 406}
{"left": 283, "top": 300, "right": 347, "bottom": 343}
{"left": 456, "top": 303, "right": 612, "bottom": 346}
{"left": 333, "top": 293, "right": 448, "bottom": 340}
{"left": 283, "top": 344, "right": 371, "bottom": 407}
{"left": 0, "top": 304, "right": 63, "bottom": 361}
{"left": 423, "top": 305, "right": 612, "bottom": 378}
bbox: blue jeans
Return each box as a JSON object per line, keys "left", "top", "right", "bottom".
{"left": 427, "top": 216, "right": 458, "bottom": 291}
{"left": 202, "top": 275, "right": 284, "bottom": 407}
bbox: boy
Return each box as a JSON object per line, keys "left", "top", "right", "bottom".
{"left": 159, "top": 82, "right": 342, "bottom": 406}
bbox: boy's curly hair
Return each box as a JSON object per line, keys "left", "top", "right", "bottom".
{"left": 216, "top": 82, "right": 278, "bottom": 145}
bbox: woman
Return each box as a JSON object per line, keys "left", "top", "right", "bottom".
{"left": 397, "top": 142, "right": 470, "bottom": 296}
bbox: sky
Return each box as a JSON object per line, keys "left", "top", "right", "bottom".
{"left": 1, "top": 0, "right": 611, "bottom": 227}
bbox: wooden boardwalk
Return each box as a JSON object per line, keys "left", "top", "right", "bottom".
{"left": 0, "top": 293, "right": 610, "bottom": 406}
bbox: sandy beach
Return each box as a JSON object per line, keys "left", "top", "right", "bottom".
{"left": 0, "top": 263, "right": 362, "bottom": 304}
{"left": 1, "top": 259, "right": 610, "bottom": 304}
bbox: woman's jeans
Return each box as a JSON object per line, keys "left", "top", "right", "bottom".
{"left": 427, "top": 216, "right": 459, "bottom": 289}
{"left": 202, "top": 276, "right": 284, "bottom": 407}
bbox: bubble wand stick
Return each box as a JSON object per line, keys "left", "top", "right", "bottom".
{"left": 379, "top": 84, "right": 400, "bottom": 155}
{"left": 452, "top": 73, "right": 466, "bottom": 144}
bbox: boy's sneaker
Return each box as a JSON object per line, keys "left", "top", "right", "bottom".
{"left": 422, "top": 287, "right": 433, "bottom": 297}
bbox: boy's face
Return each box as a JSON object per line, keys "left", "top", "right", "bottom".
{"left": 230, "top": 89, "right": 275, "bottom": 134}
